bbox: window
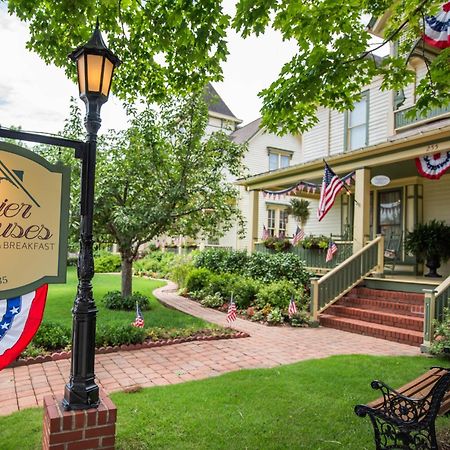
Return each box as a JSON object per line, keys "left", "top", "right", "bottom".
{"left": 268, "top": 148, "right": 292, "bottom": 171}
{"left": 267, "top": 207, "right": 288, "bottom": 237}
{"left": 267, "top": 209, "right": 276, "bottom": 236}
{"left": 345, "top": 92, "right": 369, "bottom": 151}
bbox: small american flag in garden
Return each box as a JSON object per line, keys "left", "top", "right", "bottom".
{"left": 279, "top": 230, "right": 285, "bottom": 239}
{"left": 262, "top": 225, "right": 269, "bottom": 240}
{"left": 131, "top": 301, "right": 145, "bottom": 328}
{"left": 227, "top": 295, "right": 237, "bottom": 324}
{"left": 288, "top": 297, "right": 297, "bottom": 317}
{"left": 326, "top": 241, "right": 338, "bottom": 263}
{"left": 292, "top": 226, "right": 305, "bottom": 245}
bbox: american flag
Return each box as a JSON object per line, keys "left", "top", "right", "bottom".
{"left": 262, "top": 225, "right": 269, "bottom": 240}
{"left": 288, "top": 297, "right": 297, "bottom": 317}
{"left": 227, "top": 296, "right": 237, "bottom": 324}
{"left": 131, "top": 301, "right": 145, "bottom": 328}
{"left": 326, "top": 241, "right": 338, "bottom": 263}
{"left": 317, "top": 163, "right": 344, "bottom": 222}
{"left": 279, "top": 230, "right": 286, "bottom": 239}
{"left": 292, "top": 226, "right": 305, "bottom": 245}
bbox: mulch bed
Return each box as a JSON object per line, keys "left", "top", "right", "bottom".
{"left": 10, "top": 329, "right": 249, "bottom": 368}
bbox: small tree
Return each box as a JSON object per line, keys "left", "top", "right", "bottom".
{"left": 73, "top": 95, "right": 245, "bottom": 296}
{"left": 286, "top": 198, "right": 310, "bottom": 229}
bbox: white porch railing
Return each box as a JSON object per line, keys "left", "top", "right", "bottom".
{"left": 310, "top": 235, "right": 384, "bottom": 320}
{"left": 422, "top": 275, "right": 450, "bottom": 349}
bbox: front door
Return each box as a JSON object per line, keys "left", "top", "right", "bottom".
{"left": 377, "top": 188, "right": 403, "bottom": 255}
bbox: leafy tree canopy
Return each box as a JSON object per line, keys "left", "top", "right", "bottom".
{"left": 6, "top": 0, "right": 230, "bottom": 103}
{"left": 41, "top": 95, "right": 246, "bottom": 296}
{"left": 233, "top": 0, "right": 449, "bottom": 133}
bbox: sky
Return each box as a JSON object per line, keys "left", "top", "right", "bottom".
{"left": 0, "top": 3, "right": 382, "bottom": 135}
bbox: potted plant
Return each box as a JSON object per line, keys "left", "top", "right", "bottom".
{"left": 263, "top": 236, "right": 292, "bottom": 252}
{"left": 301, "top": 235, "right": 329, "bottom": 250}
{"left": 404, "top": 220, "right": 450, "bottom": 278}
{"left": 287, "top": 198, "right": 310, "bottom": 229}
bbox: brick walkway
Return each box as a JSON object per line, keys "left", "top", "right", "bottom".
{"left": 0, "top": 281, "right": 421, "bottom": 416}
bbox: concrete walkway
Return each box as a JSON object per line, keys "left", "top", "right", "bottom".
{"left": 0, "top": 281, "right": 421, "bottom": 416}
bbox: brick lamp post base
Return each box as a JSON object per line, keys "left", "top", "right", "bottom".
{"left": 42, "top": 390, "right": 117, "bottom": 450}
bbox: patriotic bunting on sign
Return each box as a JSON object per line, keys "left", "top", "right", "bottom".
{"left": 317, "top": 163, "right": 345, "bottom": 222}
{"left": 424, "top": 2, "right": 450, "bottom": 49}
{"left": 0, "top": 285, "right": 48, "bottom": 371}
{"left": 416, "top": 151, "right": 450, "bottom": 179}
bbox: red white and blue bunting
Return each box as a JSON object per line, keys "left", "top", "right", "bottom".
{"left": 416, "top": 151, "right": 450, "bottom": 179}
{"left": 424, "top": 2, "right": 450, "bottom": 49}
{"left": 262, "top": 171, "right": 355, "bottom": 201}
{"left": 0, "top": 285, "right": 48, "bottom": 371}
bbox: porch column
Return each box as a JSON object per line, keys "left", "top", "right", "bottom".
{"left": 353, "top": 168, "right": 371, "bottom": 252}
{"left": 247, "top": 189, "right": 260, "bottom": 253}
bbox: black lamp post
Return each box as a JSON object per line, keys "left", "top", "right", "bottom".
{"left": 62, "top": 22, "right": 120, "bottom": 410}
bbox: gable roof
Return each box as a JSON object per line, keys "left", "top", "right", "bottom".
{"left": 204, "top": 84, "right": 240, "bottom": 121}
{"left": 230, "top": 117, "right": 263, "bottom": 144}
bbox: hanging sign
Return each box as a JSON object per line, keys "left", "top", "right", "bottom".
{"left": 0, "top": 141, "right": 70, "bottom": 298}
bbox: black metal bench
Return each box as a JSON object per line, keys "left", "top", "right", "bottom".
{"left": 355, "top": 367, "right": 450, "bottom": 450}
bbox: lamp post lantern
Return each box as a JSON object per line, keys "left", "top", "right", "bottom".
{"left": 62, "top": 22, "right": 120, "bottom": 410}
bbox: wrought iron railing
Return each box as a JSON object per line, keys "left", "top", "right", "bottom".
{"left": 395, "top": 103, "right": 450, "bottom": 129}
{"left": 310, "top": 236, "right": 384, "bottom": 320}
{"left": 254, "top": 241, "right": 353, "bottom": 270}
{"left": 423, "top": 275, "right": 450, "bottom": 348}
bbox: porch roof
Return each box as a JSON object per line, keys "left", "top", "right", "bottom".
{"left": 238, "top": 123, "right": 450, "bottom": 191}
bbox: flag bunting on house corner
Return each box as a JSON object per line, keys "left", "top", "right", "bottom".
{"left": 131, "top": 301, "right": 145, "bottom": 328}
{"left": 292, "top": 226, "right": 305, "bottom": 246}
{"left": 424, "top": 2, "right": 450, "bottom": 49}
{"left": 227, "top": 295, "right": 237, "bottom": 324}
{"left": 288, "top": 297, "right": 297, "bottom": 317}
{"left": 326, "top": 241, "right": 338, "bottom": 263}
{"left": 317, "top": 163, "right": 345, "bottom": 222}
{"left": 416, "top": 151, "right": 450, "bottom": 179}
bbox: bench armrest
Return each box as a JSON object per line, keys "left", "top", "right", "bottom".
{"left": 355, "top": 380, "right": 432, "bottom": 424}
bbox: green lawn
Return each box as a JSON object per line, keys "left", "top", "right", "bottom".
{"left": 43, "top": 267, "right": 208, "bottom": 330}
{"left": 2, "top": 355, "right": 450, "bottom": 449}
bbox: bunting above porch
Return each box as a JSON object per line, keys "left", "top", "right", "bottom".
{"left": 261, "top": 171, "right": 355, "bottom": 201}
{"left": 416, "top": 151, "right": 450, "bottom": 179}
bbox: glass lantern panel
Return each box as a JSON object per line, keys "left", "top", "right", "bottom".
{"left": 101, "top": 59, "right": 114, "bottom": 96}
{"left": 77, "top": 56, "right": 86, "bottom": 95}
{"left": 86, "top": 54, "right": 104, "bottom": 93}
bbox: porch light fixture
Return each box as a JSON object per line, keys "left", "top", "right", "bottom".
{"left": 371, "top": 175, "right": 391, "bottom": 187}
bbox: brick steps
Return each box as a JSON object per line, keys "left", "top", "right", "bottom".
{"left": 320, "top": 314, "right": 423, "bottom": 346}
{"left": 319, "top": 287, "right": 424, "bottom": 347}
{"left": 326, "top": 305, "right": 423, "bottom": 332}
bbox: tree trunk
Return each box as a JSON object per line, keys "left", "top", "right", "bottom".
{"left": 121, "top": 256, "right": 133, "bottom": 297}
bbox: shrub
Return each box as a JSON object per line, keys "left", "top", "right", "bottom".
{"left": 200, "top": 293, "right": 224, "bottom": 308}
{"left": 267, "top": 307, "right": 284, "bottom": 325}
{"left": 194, "top": 248, "right": 249, "bottom": 274}
{"left": 96, "top": 324, "right": 147, "bottom": 347}
{"left": 94, "top": 252, "right": 121, "bottom": 273}
{"left": 169, "top": 255, "right": 194, "bottom": 288}
{"left": 290, "top": 308, "right": 313, "bottom": 327}
{"left": 185, "top": 268, "right": 213, "bottom": 293}
{"left": 246, "top": 252, "right": 311, "bottom": 287}
{"left": 103, "top": 291, "right": 150, "bottom": 311}
{"left": 32, "top": 322, "right": 71, "bottom": 350}
{"left": 255, "top": 280, "right": 297, "bottom": 310}
{"left": 133, "top": 251, "right": 176, "bottom": 278}
{"left": 231, "top": 277, "right": 260, "bottom": 309}
{"left": 204, "top": 273, "right": 235, "bottom": 299}
{"left": 67, "top": 254, "right": 78, "bottom": 266}
{"left": 431, "top": 308, "right": 450, "bottom": 356}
